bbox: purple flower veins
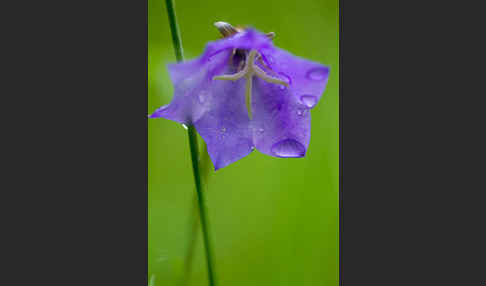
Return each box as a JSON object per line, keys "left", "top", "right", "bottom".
{"left": 150, "top": 22, "right": 330, "bottom": 170}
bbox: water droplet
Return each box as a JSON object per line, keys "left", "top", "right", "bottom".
{"left": 181, "top": 124, "right": 188, "bottom": 130}
{"left": 258, "top": 128, "right": 264, "bottom": 133}
{"left": 271, "top": 139, "right": 306, "bottom": 158}
{"left": 306, "top": 67, "right": 329, "bottom": 80}
{"left": 197, "top": 91, "right": 207, "bottom": 103}
{"left": 296, "top": 108, "right": 308, "bottom": 116}
{"left": 266, "top": 54, "right": 275, "bottom": 64}
{"left": 279, "top": 85, "right": 286, "bottom": 90}
{"left": 221, "top": 127, "right": 226, "bottom": 133}
{"left": 300, "top": 95, "right": 317, "bottom": 108}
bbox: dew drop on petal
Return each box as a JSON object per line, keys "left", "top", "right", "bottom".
{"left": 296, "top": 108, "right": 308, "bottom": 116}
{"left": 198, "top": 91, "right": 207, "bottom": 103}
{"left": 306, "top": 67, "right": 329, "bottom": 81}
{"left": 181, "top": 124, "right": 188, "bottom": 130}
{"left": 300, "top": 95, "right": 317, "bottom": 108}
{"left": 266, "top": 54, "right": 275, "bottom": 64}
{"left": 254, "top": 127, "right": 265, "bottom": 134}
{"left": 271, "top": 139, "right": 306, "bottom": 158}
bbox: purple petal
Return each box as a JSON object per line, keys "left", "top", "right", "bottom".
{"left": 194, "top": 76, "right": 253, "bottom": 170}
{"left": 202, "top": 28, "right": 273, "bottom": 61}
{"left": 250, "top": 77, "right": 311, "bottom": 158}
{"left": 250, "top": 49, "right": 329, "bottom": 158}
{"left": 149, "top": 49, "right": 232, "bottom": 124}
{"left": 152, "top": 55, "right": 254, "bottom": 170}
{"left": 261, "top": 47, "right": 330, "bottom": 109}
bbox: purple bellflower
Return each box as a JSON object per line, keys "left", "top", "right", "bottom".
{"left": 150, "top": 22, "right": 330, "bottom": 170}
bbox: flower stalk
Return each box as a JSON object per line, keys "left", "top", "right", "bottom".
{"left": 164, "top": 1, "right": 217, "bottom": 286}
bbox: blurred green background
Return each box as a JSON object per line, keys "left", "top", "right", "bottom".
{"left": 149, "top": 0, "right": 339, "bottom": 285}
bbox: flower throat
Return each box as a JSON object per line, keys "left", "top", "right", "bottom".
{"left": 213, "top": 22, "right": 288, "bottom": 119}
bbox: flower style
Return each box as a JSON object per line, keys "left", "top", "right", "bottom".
{"left": 150, "top": 22, "right": 330, "bottom": 170}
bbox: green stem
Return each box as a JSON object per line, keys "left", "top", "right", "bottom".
{"left": 165, "top": 0, "right": 183, "bottom": 62}
{"left": 187, "top": 126, "right": 216, "bottom": 286}
{"left": 179, "top": 143, "right": 212, "bottom": 286}
{"left": 164, "top": 1, "right": 217, "bottom": 286}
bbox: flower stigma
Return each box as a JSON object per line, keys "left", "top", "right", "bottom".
{"left": 213, "top": 49, "right": 288, "bottom": 119}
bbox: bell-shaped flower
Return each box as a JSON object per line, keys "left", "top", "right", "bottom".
{"left": 150, "top": 23, "right": 330, "bottom": 170}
